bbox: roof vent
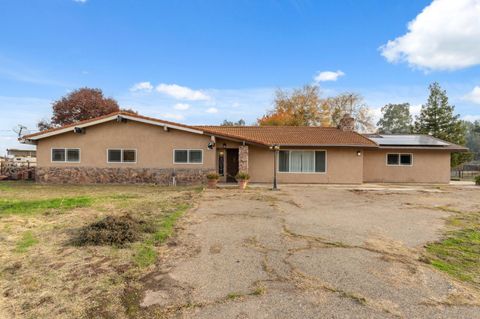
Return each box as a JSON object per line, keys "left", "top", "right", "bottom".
{"left": 74, "top": 127, "right": 85, "bottom": 134}
{"left": 116, "top": 115, "right": 127, "bottom": 123}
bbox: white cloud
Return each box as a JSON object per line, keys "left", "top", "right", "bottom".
{"left": 156, "top": 83, "right": 210, "bottom": 101}
{"left": 314, "top": 70, "right": 345, "bottom": 82}
{"left": 464, "top": 86, "right": 480, "bottom": 104}
{"left": 73, "top": 0, "right": 87, "bottom": 3}
{"left": 380, "top": 0, "right": 480, "bottom": 71}
{"left": 206, "top": 107, "right": 218, "bottom": 114}
{"left": 130, "top": 81, "right": 153, "bottom": 92}
{"left": 160, "top": 113, "right": 184, "bottom": 121}
{"left": 462, "top": 114, "right": 480, "bottom": 122}
{"left": 173, "top": 103, "right": 190, "bottom": 110}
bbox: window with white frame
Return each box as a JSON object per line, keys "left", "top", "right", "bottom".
{"left": 386, "top": 153, "right": 412, "bottom": 166}
{"left": 107, "top": 149, "right": 136, "bottom": 163}
{"left": 278, "top": 150, "right": 326, "bottom": 173}
{"left": 51, "top": 148, "right": 80, "bottom": 162}
{"left": 174, "top": 149, "right": 203, "bottom": 164}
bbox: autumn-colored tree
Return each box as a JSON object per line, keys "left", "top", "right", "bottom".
{"left": 258, "top": 85, "right": 321, "bottom": 126}
{"left": 320, "top": 102, "right": 331, "bottom": 127}
{"left": 38, "top": 88, "right": 120, "bottom": 130}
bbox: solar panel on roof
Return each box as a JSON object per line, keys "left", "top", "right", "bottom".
{"left": 368, "top": 135, "right": 449, "bottom": 146}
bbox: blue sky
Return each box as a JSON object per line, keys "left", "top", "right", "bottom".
{"left": 1, "top": 0, "right": 480, "bottom": 154}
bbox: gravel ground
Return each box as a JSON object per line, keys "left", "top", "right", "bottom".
{"left": 140, "top": 184, "right": 480, "bottom": 318}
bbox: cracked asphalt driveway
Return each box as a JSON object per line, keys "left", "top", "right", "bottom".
{"left": 141, "top": 184, "right": 480, "bottom": 318}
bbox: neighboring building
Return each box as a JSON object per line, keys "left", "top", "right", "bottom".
{"left": 6, "top": 149, "right": 37, "bottom": 167}
{"left": 20, "top": 111, "right": 467, "bottom": 184}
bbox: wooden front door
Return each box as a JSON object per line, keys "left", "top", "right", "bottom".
{"left": 226, "top": 149, "right": 239, "bottom": 183}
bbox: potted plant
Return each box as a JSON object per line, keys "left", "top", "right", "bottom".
{"left": 206, "top": 172, "right": 220, "bottom": 188}
{"left": 235, "top": 171, "right": 250, "bottom": 190}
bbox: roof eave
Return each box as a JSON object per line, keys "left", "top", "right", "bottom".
{"left": 377, "top": 145, "right": 469, "bottom": 151}
{"left": 22, "top": 113, "right": 204, "bottom": 141}
{"left": 276, "top": 144, "right": 378, "bottom": 148}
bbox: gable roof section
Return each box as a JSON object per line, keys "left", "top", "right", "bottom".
{"left": 197, "top": 126, "right": 378, "bottom": 147}
{"left": 21, "top": 111, "right": 203, "bottom": 141}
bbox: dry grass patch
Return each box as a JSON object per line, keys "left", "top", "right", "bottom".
{"left": 0, "top": 182, "right": 201, "bottom": 319}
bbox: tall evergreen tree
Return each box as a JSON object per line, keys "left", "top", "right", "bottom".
{"left": 414, "top": 82, "right": 468, "bottom": 166}
{"left": 377, "top": 103, "right": 412, "bottom": 134}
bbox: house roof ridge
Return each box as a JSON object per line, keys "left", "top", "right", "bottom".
{"left": 22, "top": 111, "right": 200, "bottom": 139}
{"left": 196, "top": 125, "right": 340, "bottom": 129}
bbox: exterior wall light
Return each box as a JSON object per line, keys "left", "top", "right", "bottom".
{"left": 357, "top": 151, "right": 362, "bottom": 156}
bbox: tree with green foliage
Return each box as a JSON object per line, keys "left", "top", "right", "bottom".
{"left": 221, "top": 119, "right": 246, "bottom": 126}
{"left": 464, "top": 120, "right": 480, "bottom": 160}
{"left": 377, "top": 103, "right": 412, "bottom": 134}
{"left": 414, "top": 82, "right": 469, "bottom": 167}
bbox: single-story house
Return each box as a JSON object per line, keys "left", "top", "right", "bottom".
{"left": 20, "top": 111, "right": 467, "bottom": 184}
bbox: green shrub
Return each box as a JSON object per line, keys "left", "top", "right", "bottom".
{"left": 206, "top": 172, "right": 220, "bottom": 180}
{"left": 235, "top": 171, "right": 250, "bottom": 180}
{"left": 475, "top": 175, "right": 480, "bottom": 186}
{"left": 74, "top": 215, "right": 141, "bottom": 246}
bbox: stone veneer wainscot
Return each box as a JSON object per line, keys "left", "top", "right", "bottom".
{"left": 35, "top": 167, "right": 210, "bottom": 185}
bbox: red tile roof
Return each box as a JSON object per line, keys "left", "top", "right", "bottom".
{"left": 196, "top": 125, "right": 378, "bottom": 147}
{"left": 22, "top": 111, "right": 377, "bottom": 147}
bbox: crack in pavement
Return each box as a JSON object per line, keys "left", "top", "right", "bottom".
{"left": 140, "top": 187, "right": 480, "bottom": 319}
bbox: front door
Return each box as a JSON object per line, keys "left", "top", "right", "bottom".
{"left": 226, "top": 149, "right": 239, "bottom": 183}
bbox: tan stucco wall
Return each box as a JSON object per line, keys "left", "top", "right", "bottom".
{"left": 248, "top": 146, "right": 365, "bottom": 184}
{"left": 35, "top": 121, "right": 452, "bottom": 184}
{"left": 363, "top": 149, "right": 451, "bottom": 184}
{"left": 36, "top": 120, "right": 216, "bottom": 170}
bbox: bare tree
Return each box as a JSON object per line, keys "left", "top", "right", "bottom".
{"left": 325, "top": 93, "right": 375, "bottom": 132}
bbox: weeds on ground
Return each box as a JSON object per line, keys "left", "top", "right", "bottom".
{"left": 0, "top": 196, "right": 93, "bottom": 215}
{"left": 151, "top": 204, "right": 190, "bottom": 244}
{"left": 0, "top": 183, "right": 199, "bottom": 319}
{"left": 132, "top": 204, "right": 191, "bottom": 267}
{"left": 15, "top": 231, "right": 38, "bottom": 253}
{"left": 425, "top": 210, "right": 480, "bottom": 287}
{"left": 133, "top": 244, "right": 157, "bottom": 268}
{"left": 227, "top": 292, "right": 243, "bottom": 300}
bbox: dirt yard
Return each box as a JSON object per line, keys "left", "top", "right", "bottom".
{"left": 1, "top": 182, "right": 479, "bottom": 318}
{"left": 0, "top": 182, "right": 201, "bottom": 319}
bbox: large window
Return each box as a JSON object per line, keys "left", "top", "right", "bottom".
{"left": 174, "top": 149, "right": 203, "bottom": 164}
{"left": 51, "top": 148, "right": 80, "bottom": 163}
{"left": 386, "top": 153, "right": 412, "bottom": 166}
{"left": 278, "top": 150, "right": 326, "bottom": 173}
{"left": 108, "top": 149, "right": 137, "bottom": 163}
